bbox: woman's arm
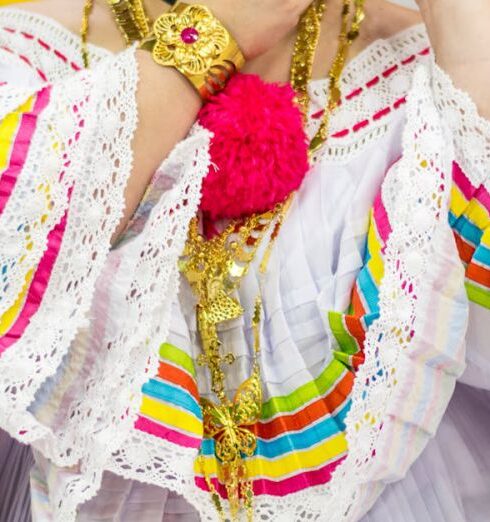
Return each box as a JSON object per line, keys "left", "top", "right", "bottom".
{"left": 116, "top": 0, "right": 315, "bottom": 237}
{"left": 416, "top": 0, "right": 490, "bottom": 119}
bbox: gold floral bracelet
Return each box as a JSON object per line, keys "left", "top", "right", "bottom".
{"left": 140, "top": 3, "right": 245, "bottom": 101}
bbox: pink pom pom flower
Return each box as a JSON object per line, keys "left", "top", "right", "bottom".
{"left": 198, "top": 74, "right": 309, "bottom": 221}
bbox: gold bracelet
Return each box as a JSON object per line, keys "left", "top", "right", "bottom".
{"left": 140, "top": 3, "right": 245, "bottom": 101}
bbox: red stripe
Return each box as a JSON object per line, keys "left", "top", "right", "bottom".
{"left": 346, "top": 87, "right": 363, "bottom": 100}
{"left": 351, "top": 285, "right": 367, "bottom": 317}
{"left": 373, "top": 107, "right": 391, "bottom": 121}
{"left": 353, "top": 120, "right": 369, "bottom": 132}
{"left": 372, "top": 190, "right": 392, "bottom": 245}
{"left": 454, "top": 233, "right": 476, "bottom": 264}
{"left": 366, "top": 76, "right": 380, "bottom": 88}
{"left": 252, "top": 371, "right": 354, "bottom": 440}
{"left": 382, "top": 64, "right": 398, "bottom": 78}
{"left": 467, "top": 261, "right": 490, "bottom": 289}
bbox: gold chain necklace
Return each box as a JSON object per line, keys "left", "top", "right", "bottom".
{"left": 80, "top": 0, "right": 94, "bottom": 68}
{"left": 80, "top": 0, "right": 152, "bottom": 68}
{"left": 181, "top": 2, "right": 366, "bottom": 520}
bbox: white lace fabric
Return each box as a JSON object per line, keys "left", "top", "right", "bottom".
{"left": 0, "top": 8, "right": 489, "bottom": 522}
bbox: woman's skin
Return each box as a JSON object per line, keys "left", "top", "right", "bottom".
{"left": 415, "top": 0, "right": 490, "bottom": 119}
{"left": 7, "top": 0, "right": 489, "bottom": 239}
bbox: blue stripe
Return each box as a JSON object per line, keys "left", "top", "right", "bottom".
{"left": 142, "top": 379, "right": 202, "bottom": 420}
{"left": 357, "top": 266, "right": 380, "bottom": 314}
{"left": 450, "top": 212, "right": 483, "bottom": 247}
{"left": 201, "top": 400, "right": 351, "bottom": 459}
{"left": 473, "top": 243, "right": 490, "bottom": 267}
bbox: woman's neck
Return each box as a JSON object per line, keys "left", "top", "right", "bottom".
{"left": 244, "top": 0, "right": 421, "bottom": 83}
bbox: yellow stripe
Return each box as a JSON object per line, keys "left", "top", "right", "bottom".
{"left": 0, "top": 269, "right": 34, "bottom": 334}
{"left": 195, "top": 433, "right": 347, "bottom": 479}
{"left": 465, "top": 198, "right": 490, "bottom": 231}
{"left": 139, "top": 396, "right": 203, "bottom": 437}
{"left": 367, "top": 212, "right": 384, "bottom": 284}
{"left": 449, "top": 185, "right": 468, "bottom": 218}
{"left": 0, "top": 97, "right": 34, "bottom": 171}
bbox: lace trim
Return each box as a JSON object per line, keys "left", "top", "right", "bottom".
{"left": 431, "top": 60, "right": 490, "bottom": 188}
{"left": 1, "top": 7, "right": 431, "bottom": 165}
{"left": 0, "top": 47, "right": 139, "bottom": 444}
{"left": 309, "top": 24, "right": 431, "bottom": 163}
{"left": 0, "top": 8, "right": 109, "bottom": 79}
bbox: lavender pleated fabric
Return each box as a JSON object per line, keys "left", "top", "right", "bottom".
{"left": 0, "top": 429, "right": 33, "bottom": 522}
{"left": 362, "top": 383, "right": 490, "bottom": 522}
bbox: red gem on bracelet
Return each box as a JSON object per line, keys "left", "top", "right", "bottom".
{"left": 181, "top": 27, "right": 199, "bottom": 44}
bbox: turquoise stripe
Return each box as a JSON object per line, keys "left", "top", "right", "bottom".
{"left": 357, "top": 267, "right": 380, "bottom": 314}
{"left": 450, "top": 212, "right": 484, "bottom": 247}
{"left": 363, "top": 311, "right": 379, "bottom": 328}
{"left": 473, "top": 243, "right": 490, "bottom": 266}
{"left": 201, "top": 400, "right": 351, "bottom": 459}
{"left": 142, "top": 379, "right": 202, "bottom": 420}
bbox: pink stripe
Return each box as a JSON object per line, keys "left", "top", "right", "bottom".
{"left": 373, "top": 191, "right": 391, "bottom": 245}
{"left": 0, "top": 86, "right": 51, "bottom": 216}
{"left": 475, "top": 184, "right": 490, "bottom": 213}
{"left": 452, "top": 161, "right": 490, "bottom": 214}
{"left": 195, "top": 455, "right": 346, "bottom": 498}
{"left": 0, "top": 205, "right": 68, "bottom": 354}
{"left": 452, "top": 162, "right": 475, "bottom": 201}
{"left": 135, "top": 416, "right": 202, "bottom": 449}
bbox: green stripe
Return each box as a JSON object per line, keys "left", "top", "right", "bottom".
{"left": 261, "top": 359, "right": 348, "bottom": 420}
{"left": 328, "top": 311, "right": 359, "bottom": 355}
{"left": 159, "top": 343, "right": 196, "bottom": 377}
{"left": 466, "top": 281, "right": 490, "bottom": 310}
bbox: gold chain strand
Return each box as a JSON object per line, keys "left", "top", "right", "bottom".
{"left": 309, "top": 0, "right": 366, "bottom": 152}
{"left": 290, "top": 0, "right": 327, "bottom": 122}
{"left": 128, "top": 0, "right": 151, "bottom": 38}
{"left": 107, "top": 0, "right": 151, "bottom": 44}
{"left": 80, "top": 0, "right": 94, "bottom": 68}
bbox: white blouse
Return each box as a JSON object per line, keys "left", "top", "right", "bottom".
{"left": 0, "top": 7, "right": 489, "bottom": 522}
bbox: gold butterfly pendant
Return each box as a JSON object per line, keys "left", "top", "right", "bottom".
{"left": 201, "top": 368, "right": 262, "bottom": 465}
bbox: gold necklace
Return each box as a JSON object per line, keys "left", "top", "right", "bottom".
{"left": 180, "top": 2, "right": 366, "bottom": 520}
{"left": 80, "top": 0, "right": 94, "bottom": 69}
{"left": 80, "top": 0, "right": 151, "bottom": 68}
{"left": 180, "top": 197, "right": 292, "bottom": 521}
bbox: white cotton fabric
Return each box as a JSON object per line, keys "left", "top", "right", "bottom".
{"left": 0, "top": 8, "right": 489, "bottom": 522}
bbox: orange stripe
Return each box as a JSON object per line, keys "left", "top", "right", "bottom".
{"left": 344, "top": 315, "right": 365, "bottom": 346}
{"left": 252, "top": 370, "right": 354, "bottom": 440}
{"left": 157, "top": 362, "right": 199, "bottom": 401}
{"left": 467, "top": 262, "right": 490, "bottom": 288}
{"left": 351, "top": 285, "right": 366, "bottom": 316}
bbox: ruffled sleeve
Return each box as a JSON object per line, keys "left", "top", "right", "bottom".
{"left": 324, "top": 60, "right": 490, "bottom": 520}
{"left": 431, "top": 63, "right": 490, "bottom": 389}
{"left": 0, "top": 47, "right": 140, "bottom": 429}
{"left": 0, "top": 28, "right": 211, "bottom": 519}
